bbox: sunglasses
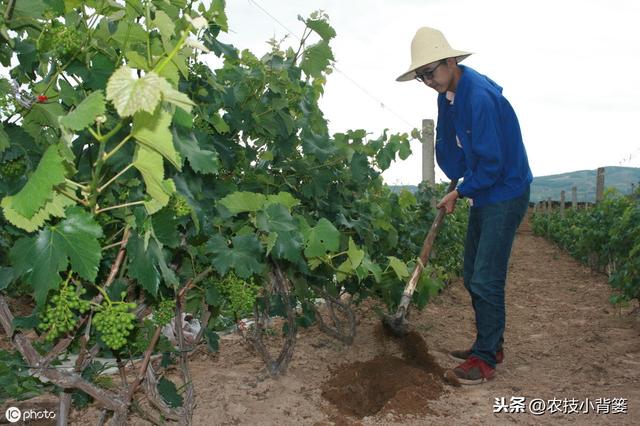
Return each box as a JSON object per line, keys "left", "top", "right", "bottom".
{"left": 415, "top": 60, "right": 446, "bottom": 82}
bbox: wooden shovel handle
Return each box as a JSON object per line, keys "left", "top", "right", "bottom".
{"left": 398, "top": 179, "right": 459, "bottom": 310}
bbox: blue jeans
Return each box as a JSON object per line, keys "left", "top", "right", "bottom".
{"left": 464, "top": 186, "right": 530, "bottom": 367}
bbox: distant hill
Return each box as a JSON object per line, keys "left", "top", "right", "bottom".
{"left": 388, "top": 166, "right": 640, "bottom": 203}
{"left": 388, "top": 185, "right": 418, "bottom": 194}
{"left": 530, "top": 166, "right": 640, "bottom": 203}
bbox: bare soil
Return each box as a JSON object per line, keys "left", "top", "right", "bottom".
{"left": 10, "top": 212, "right": 640, "bottom": 425}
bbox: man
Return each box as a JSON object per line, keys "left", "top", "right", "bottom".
{"left": 396, "top": 27, "right": 533, "bottom": 385}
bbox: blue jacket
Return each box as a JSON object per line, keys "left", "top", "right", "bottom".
{"left": 435, "top": 65, "right": 532, "bottom": 207}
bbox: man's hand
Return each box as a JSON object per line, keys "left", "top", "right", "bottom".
{"left": 436, "top": 190, "right": 459, "bottom": 214}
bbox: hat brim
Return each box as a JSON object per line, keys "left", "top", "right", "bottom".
{"left": 396, "top": 52, "right": 472, "bottom": 82}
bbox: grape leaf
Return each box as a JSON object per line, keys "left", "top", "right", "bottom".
{"left": 265, "top": 232, "right": 278, "bottom": 256}
{"left": 172, "top": 107, "right": 193, "bottom": 128}
{"left": 53, "top": 207, "right": 104, "bottom": 281}
{"left": 23, "top": 102, "right": 64, "bottom": 135}
{"left": 152, "top": 208, "right": 180, "bottom": 248}
{"left": 304, "top": 18, "right": 336, "bottom": 41}
{"left": 210, "top": 113, "right": 229, "bottom": 133}
{"left": 155, "top": 77, "right": 195, "bottom": 114}
{"left": 398, "top": 190, "right": 417, "bottom": 209}
{"left": 272, "top": 230, "right": 305, "bottom": 264}
{"left": 12, "top": 0, "right": 51, "bottom": 19}
{"left": 132, "top": 108, "right": 182, "bottom": 170}
{"left": 125, "top": 51, "right": 149, "bottom": 70}
{"left": 1, "top": 145, "right": 66, "bottom": 219}
{"left": 152, "top": 10, "right": 175, "bottom": 40}
{"left": 106, "top": 66, "right": 162, "bottom": 117}
{"left": 132, "top": 145, "right": 175, "bottom": 214}
{"left": 107, "top": 66, "right": 194, "bottom": 113}
{"left": 204, "top": 329, "right": 220, "bottom": 352}
{"left": 59, "top": 90, "right": 106, "bottom": 131}
{"left": 387, "top": 256, "right": 409, "bottom": 279}
{"left": 111, "top": 21, "right": 148, "bottom": 47}
{"left": 359, "top": 256, "right": 382, "bottom": 283}
{"left": 256, "top": 204, "right": 297, "bottom": 234}
{"left": 206, "top": 234, "right": 265, "bottom": 279}
{"left": 218, "top": 192, "right": 266, "bottom": 215}
{"left": 336, "top": 258, "right": 353, "bottom": 283}
{"left": 86, "top": 54, "right": 116, "bottom": 91}
{"left": 1, "top": 191, "right": 73, "bottom": 232}
{"left": 210, "top": 0, "right": 228, "bottom": 32}
{"left": 347, "top": 238, "right": 365, "bottom": 269}
{"left": 9, "top": 207, "right": 103, "bottom": 306}
{"left": 158, "top": 377, "right": 183, "bottom": 408}
{"left": 172, "top": 128, "right": 219, "bottom": 175}
{"left": 304, "top": 218, "right": 340, "bottom": 258}
{"left": 127, "top": 233, "right": 177, "bottom": 296}
{"left": 300, "top": 41, "right": 333, "bottom": 78}
{"left": 256, "top": 204, "right": 304, "bottom": 263}
{"left": 301, "top": 129, "right": 336, "bottom": 161}
{"left": 265, "top": 192, "right": 300, "bottom": 210}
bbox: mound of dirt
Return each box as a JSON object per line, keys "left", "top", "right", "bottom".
{"left": 321, "top": 330, "right": 445, "bottom": 419}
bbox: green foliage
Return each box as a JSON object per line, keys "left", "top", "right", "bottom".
{"left": 531, "top": 189, "right": 640, "bottom": 303}
{"left": 206, "top": 234, "right": 266, "bottom": 279}
{"left": 0, "top": 0, "right": 468, "bottom": 403}
{"left": 59, "top": 91, "right": 106, "bottom": 131}
{"left": 158, "top": 377, "right": 183, "bottom": 408}
{"left": 0, "top": 349, "right": 52, "bottom": 401}
{"left": 1, "top": 144, "right": 66, "bottom": 220}
{"left": 10, "top": 207, "right": 103, "bottom": 306}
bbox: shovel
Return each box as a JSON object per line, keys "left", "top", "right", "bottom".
{"left": 382, "top": 179, "right": 458, "bottom": 336}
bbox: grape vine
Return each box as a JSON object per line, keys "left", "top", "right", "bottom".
{"left": 0, "top": 0, "right": 467, "bottom": 423}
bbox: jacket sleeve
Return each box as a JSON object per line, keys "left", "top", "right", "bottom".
{"left": 456, "top": 94, "right": 503, "bottom": 198}
{"left": 435, "top": 97, "right": 465, "bottom": 180}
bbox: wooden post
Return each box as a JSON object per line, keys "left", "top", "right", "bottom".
{"left": 560, "top": 190, "right": 565, "bottom": 217}
{"left": 421, "top": 119, "right": 436, "bottom": 208}
{"left": 596, "top": 167, "right": 605, "bottom": 203}
{"left": 421, "top": 119, "right": 435, "bottom": 186}
{"left": 572, "top": 186, "right": 577, "bottom": 210}
{"left": 547, "top": 197, "right": 552, "bottom": 214}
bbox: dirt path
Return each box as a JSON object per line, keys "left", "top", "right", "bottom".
{"left": 70, "top": 213, "right": 640, "bottom": 425}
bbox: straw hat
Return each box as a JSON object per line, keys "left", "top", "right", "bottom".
{"left": 396, "top": 27, "right": 472, "bottom": 82}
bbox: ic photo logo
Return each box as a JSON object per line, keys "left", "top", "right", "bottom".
{"left": 4, "top": 406, "right": 56, "bottom": 423}
{"left": 4, "top": 407, "right": 21, "bottom": 423}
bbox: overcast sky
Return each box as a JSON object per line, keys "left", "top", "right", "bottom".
{"left": 213, "top": 0, "right": 640, "bottom": 185}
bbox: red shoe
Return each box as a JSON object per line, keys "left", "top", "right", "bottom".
{"left": 449, "top": 348, "right": 504, "bottom": 364}
{"left": 451, "top": 356, "right": 496, "bottom": 385}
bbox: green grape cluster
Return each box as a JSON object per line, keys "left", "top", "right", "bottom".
{"left": 93, "top": 301, "right": 137, "bottom": 350}
{"left": 170, "top": 194, "right": 192, "bottom": 217}
{"left": 39, "top": 283, "right": 90, "bottom": 341}
{"left": 193, "top": 118, "right": 211, "bottom": 132}
{"left": 0, "top": 158, "right": 26, "bottom": 178}
{"left": 220, "top": 272, "right": 260, "bottom": 317}
{"left": 152, "top": 299, "right": 176, "bottom": 327}
{"left": 37, "top": 25, "right": 83, "bottom": 59}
